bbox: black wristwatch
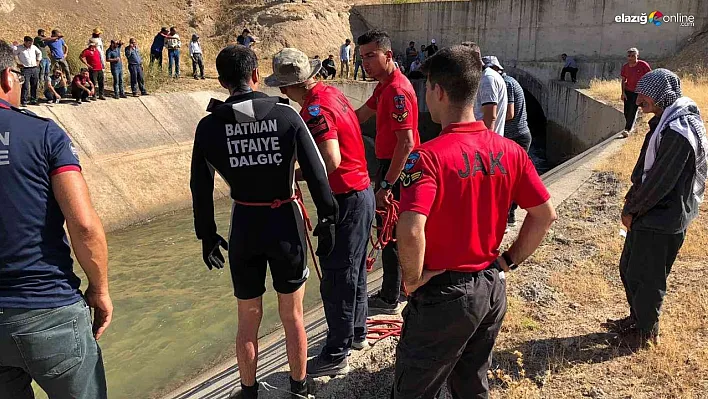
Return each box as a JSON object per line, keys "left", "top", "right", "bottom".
{"left": 501, "top": 251, "right": 518, "bottom": 270}
{"left": 380, "top": 179, "right": 394, "bottom": 190}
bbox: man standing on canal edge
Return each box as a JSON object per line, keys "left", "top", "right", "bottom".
{"left": 190, "top": 44, "right": 338, "bottom": 399}
{"left": 393, "top": 45, "right": 556, "bottom": 398}
{"left": 355, "top": 29, "right": 420, "bottom": 315}
{"left": 620, "top": 47, "right": 651, "bottom": 138}
{"left": 266, "top": 47, "right": 375, "bottom": 377}
{"left": 0, "top": 40, "right": 112, "bottom": 399}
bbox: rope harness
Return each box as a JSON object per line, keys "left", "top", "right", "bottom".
{"left": 366, "top": 192, "right": 400, "bottom": 271}
{"left": 232, "top": 181, "right": 322, "bottom": 280}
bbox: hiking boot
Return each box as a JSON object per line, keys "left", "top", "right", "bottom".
{"left": 307, "top": 354, "right": 349, "bottom": 377}
{"left": 289, "top": 376, "right": 313, "bottom": 399}
{"left": 352, "top": 339, "right": 371, "bottom": 351}
{"left": 620, "top": 130, "right": 629, "bottom": 138}
{"left": 368, "top": 293, "right": 400, "bottom": 315}
{"left": 620, "top": 327, "right": 660, "bottom": 350}
{"left": 229, "top": 382, "right": 259, "bottom": 399}
{"left": 601, "top": 315, "right": 635, "bottom": 334}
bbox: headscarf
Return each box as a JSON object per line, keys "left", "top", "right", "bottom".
{"left": 635, "top": 68, "right": 682, "bottom": 109}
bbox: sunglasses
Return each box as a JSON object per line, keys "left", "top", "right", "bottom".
{"left": 10, "top": 69, "right": 25, "bottom": 84}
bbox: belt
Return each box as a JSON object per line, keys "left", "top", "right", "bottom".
{"left": 22, "top": 66, "right": 37, "bottom": 68}
{"left": 424, "top": 261, "right": 503, "bottom": 286}
{"left": 233, "top": 194, "right": 298, "bottom": 209}
{"left": 334, "top": 188, "right": 364, "bottom": 200}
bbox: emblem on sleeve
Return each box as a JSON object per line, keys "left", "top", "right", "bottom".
{"left": 394, "top": 95, "right": 406, "bottom": 111}
{"left": 404, "top": 152, "right": 420, "bottom": 172}
{"left": 308, "top": 104, "right": 321, "bottom": 117}
{"left": 400, "top": 170, "right": 423, "bottom": 187}
{"left": 70, "top": 143, "right": 80, "bottom": 161}
{"left": 306, "top": 114, "right": 329, "bottom": 137}
{"left": 391, "top": 111, "right": 409, "bottom": 123}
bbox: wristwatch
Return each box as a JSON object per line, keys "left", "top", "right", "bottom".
{"left": 380, "top": 179, "right": 394, "bottom": 190}
{"left": 501, "top": 251, "right": 518, "bottom": 270}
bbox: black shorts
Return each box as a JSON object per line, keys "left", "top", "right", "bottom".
{"left": 228, "top": 201, "right": 309, "bottom": 300}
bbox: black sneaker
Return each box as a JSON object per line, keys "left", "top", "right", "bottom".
{"left": 21, "top": 102, "right": 28, "bottom": 107}
{"left": 201, "top": 76, "right": 206, "bottom": 80}
{"left": 601, "top": 315, "right": 636, "bottom": 334}
{"left": 289, "top": 376, "right": 313, "bottom": 399}
{"left": 132, "top": 92, "right": 139, "bottom": 97}
{"left": 29, "top": 100, "right": 38, "bottom": 105}
{"left": 141, "top": 91, "right": 149, "bottom": 96}
{"left": 120, "top": 93, "right": 128, "bottom": 98}
{"left": 113, "top": 95, "right": 120, "bottom": 99}
{"left": 507, "top": 212, "right": 516, "bottom": 227}
{"left": 307, "top": 354, "right": 349, "bottom": 377}
{"left": 368, "top": 293, "right": 400, "bottom": 315}
{"left": 99, "top": 95, "right": 106, "bottom": 100}
{"left": 194, "top": 76, "right": 199, "bottom": 80}
{"left": 75, "top": 98, "right": 82, "bottom": 104}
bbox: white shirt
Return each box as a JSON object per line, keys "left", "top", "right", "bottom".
{"left": 340, "top": 44, "right": 351, "bottom": 62}
{"left": 410, "top": 61, "right": 422, "bottom": 72}
{"left": 166, "top": 34, "right": 181, "bottom": 49}
{"left": 189, "top": 41, "right": 202, "bottom": 57}
{"left": 473, "top": 67, "right": 508, "bottom": 135}
{"left": 13, "top": 44, "right": 42, "bottom": 67}
{"left": 92, "top": 37, "right": 106, "bottom": 66}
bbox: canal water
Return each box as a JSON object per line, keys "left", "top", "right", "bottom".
{"left": 35, "top": 192, "right": 322, "bottom": 399}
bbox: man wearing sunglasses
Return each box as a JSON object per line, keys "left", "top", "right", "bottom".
{"left": 0, "top": 41, "right": 112, "bottom": 399}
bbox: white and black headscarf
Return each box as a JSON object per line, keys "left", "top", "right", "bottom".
{"left": 636, "top": 68, "right": 708, "bottom": 204}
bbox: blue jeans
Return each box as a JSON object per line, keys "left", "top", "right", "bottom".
{"left": 168, "top": 49, "right": 180, "bottom": 77}
{"left": 319, "top": 187, "right": 375, "bottom": 362}
{"left": 39, "top": 59, "right": 51, "bottom": 83}
{"left": 128, "top": 64, "right": 147, "bottom": 94}
{"left": 0, "top": 300, "right": 107, "bottom": 399}
{"left": 111, "top": 66, "right": 125, "bottom": 96}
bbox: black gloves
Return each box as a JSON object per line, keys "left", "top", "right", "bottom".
{"left": 314, "top": 196, "right": 339, "bottom": 257}
{"left": 201, "top": 234, "right": 229, "bottom": 270}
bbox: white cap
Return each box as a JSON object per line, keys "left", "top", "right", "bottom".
{"left": 431, "top": 38, "right": 436, "bottom": 44}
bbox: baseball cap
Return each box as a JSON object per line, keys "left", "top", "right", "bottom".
{"left": 264, "top": 48, "right": 322, "bottom": 88}
{"left": 431, "top": 38, "right": 436, "bottom": 44}
{"left": 482, "top": 55, "right": 503, "bottom": 70}
{"left": 93, "top": 27, "right": 102, "bottom": 35}
{"left": 192, "top": 33, "right": 199, "bottom": 40}
{"left": 88, "top": 38, "right": 99, "bottom": 46}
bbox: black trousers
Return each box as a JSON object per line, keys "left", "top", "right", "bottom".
{"left": 320, "top": 187, "right": 375, "bottom": 362}
{"left": 619, "top": 229, "right": 685, "bottom": 334}
{"left": 376, "top": 160, "right": 402, "bottom": 303}
{"left": 89, "top": 70, "right": 104, "bottom": 97}
{"left": 324, "top": 66, "right": 337, "bottom": 79}
{"left": 192, "top": 53, "right": 205, "bottom": 78}
{"left": 150, "top": 51, "right": 163, "bottom": 68}
{"left": 561, "top": 67, "right": 578, "bottom": 82}
{"left": 623, "top": 90, "right": 640, "bottom": 131}
{"left": 71, "top": 87, "right": 89, "bottom": 101}
{"left": 21, "top": 67, "right": 39, "bottom": 103}
{"left": 507, "top": 132, "right": 532, "bottom": 219}
{"left": 392, "top": 268, "right": 507, "bottom": 399}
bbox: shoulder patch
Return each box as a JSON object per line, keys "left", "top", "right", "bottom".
{"left": 307, "top": 104, "right": 321, "bottom": 117}
{"left": 306, "top": 114, "right": 330, "bottom": 138}
{"left": 394, "top": 94, "right": 406, "bottom": 111}
{"left": 400, "top": 170, "right": 423, "bottom": 187}
{"left": 404, "top": 151, "right": 420, "bottom": 172}
{"left": 392, "top": 111, "right": 409, "bottom": 123}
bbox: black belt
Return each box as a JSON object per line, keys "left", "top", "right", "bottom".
{"left": 424, "top": 260, "right": 503, "bottom": 286}
{"left": 334, "top": 188, "right": 366, "bottom": 200}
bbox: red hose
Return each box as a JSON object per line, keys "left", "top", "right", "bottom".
{"left": 366, "top": 318, "right": 403, "bottom": 342}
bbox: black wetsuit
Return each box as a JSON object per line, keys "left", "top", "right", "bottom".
{"left": 190, "top": 91, "right": 336, "bottom": 299}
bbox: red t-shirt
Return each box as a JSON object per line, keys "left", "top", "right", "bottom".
{"left": 300, "top": 82, "right": 371, "bottom": 194}
{"left": 365, "top": 69, "right": 420, "bottom": 159}
{"left": 71, "top": 75, "right": 90, "bottom": 89}
{"left": 400, "top": 121, "right": 550, "bottom": 272}
{"left": 621, "top": 60, "right": 651, "bottom": 92}
{"left": 81, "top": 48, "right": 103, "bottom": 71}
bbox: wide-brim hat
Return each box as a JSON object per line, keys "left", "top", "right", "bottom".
{"left": 93, "top": 27, "right": 102, "bottom": 35}
{"left": 482, "top": 55, "right": 504, "bottom": 70}
{"left": 264, "top": 48, "right": 322, "bottom": 88}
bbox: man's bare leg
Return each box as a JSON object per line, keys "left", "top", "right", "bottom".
{"left": 277, "top": 284, "right": 307, "bottom": 381}
{"left": 236, "top": 296, "right": 263, "bottom": 386}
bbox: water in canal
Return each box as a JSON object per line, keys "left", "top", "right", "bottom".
{"left": 35, "top": 193, "right": 322, "bottom": 399}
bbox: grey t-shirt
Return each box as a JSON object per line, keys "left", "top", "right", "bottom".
{"left": 474, "top": 68, "right": 508, "bottom": 135}
{"left": 503, "top": 74, "right": 530, "bottom": 138}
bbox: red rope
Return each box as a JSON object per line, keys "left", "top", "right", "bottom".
{"left": 234, "top": 184, "right": 322, "bottom": 280}
{"left": 366, "top": 318, "right": 403, "bottom": 342}
{"left": 366, "top": 193, "right": 400, "bottom": 272}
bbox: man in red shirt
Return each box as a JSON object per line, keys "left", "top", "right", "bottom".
{"left": 71, "top": 68, "right": 95, "bottom": 104}
{"left": 393, "top": 46, "right": 557, "bottom": 398}
{"left": 80, "top": 38, "right": 106, "bottom": 100}
{"left": 355, "top": 29, "right": 420, "bottom": 314}
{"left": 265, "top": 48, "right": 375, "bottom": 377}
{"left": 620, "top": 47, "right": 651, "bottom": 137}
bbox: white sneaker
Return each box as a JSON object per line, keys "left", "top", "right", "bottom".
{"left": 352, "top": 340, "right": 371, "bottom": 351}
